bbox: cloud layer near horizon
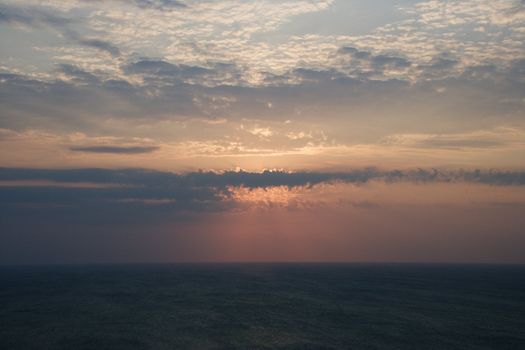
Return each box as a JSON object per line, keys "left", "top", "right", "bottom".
{"left": 1, "top": 167, "right": 525, "bottom": 217}
{"left": 2, "top": 167, "right": 525, "bottom": 264}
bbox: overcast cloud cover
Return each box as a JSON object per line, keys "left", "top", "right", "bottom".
{"left": 1, "top": 0, "right": 524, "bottom": 263}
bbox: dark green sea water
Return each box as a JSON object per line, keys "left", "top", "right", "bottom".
{"left": 1, "top": 263, "right": 524, "bottom": 349}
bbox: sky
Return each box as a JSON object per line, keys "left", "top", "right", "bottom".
{"left": 1, "top": 0, "right": 524, "bottom": 264}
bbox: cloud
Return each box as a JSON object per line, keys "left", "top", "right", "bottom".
{"left": 413, "top": 138, "right": 504, "bottom": 149}
{"left": 1, "top": 57, "right": 523, "bottom": 148}
{"left": 0, "top": 3, "right": 122, "bottom": 58}
{"left": 370, "top": 54, "right": 411, "bottom": 70}
{"left": 124, "top": 59, "right": 210, "bottom": 79}
{"left": 132, "top": 0, "right": 187, "bottom": 10}
{"left": 336, "top": 46, "right": 413, "bottom": 80}
{"left": 338, "top": 47, "right": 371, "bottom": 60}
{"left": 0, "top": 3, "right": 70, "bottom": 28}
{"left": 382, "top": 128, "right": 523, "bottom": 150}
{"left": 55, "top": 64, "right": 100, "bottom": 84}
{"left": 0, "top": 0, "right": 524, "bottom": 170}
{"left": 69, "top": 146, "right": 160, "bottom": 154}
{"left": 2, "top": 167, "right": 525, "bottom": 189}
{"left": 0, "top": 70, "right": 200, "bottom": 128}
{"left": 1, "top": 167, "right": 524, "bottom": 230}
{"left": 2, "top": 0, "right": 523, "bottom": 87}
{"left": 78, "top": 39, "right": 121, "bottom": 57}
{"left": 122, "top": 59, "right": 243, "bottom": 87}
{"left": 339, "top": 47, "right": 411, "bottom": 69}
{"left": 2, "top": 166, "right": 525, "bottom": 265}
{"left": 84, "top": 0, "right": 188, "bottom": 11}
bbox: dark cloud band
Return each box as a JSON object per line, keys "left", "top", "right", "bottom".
{"left": 1, "top": 167, "right": 525, "bottom": 188}
{"left": 1, "top": 167, "right": 524, "bottom": 218}
{"left": 69, "top": 146, "right": 160, "bottom": 154}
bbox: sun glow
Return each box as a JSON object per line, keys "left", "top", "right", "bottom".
{"left": 227, "top": 186, "right": 303, "bottom": 207}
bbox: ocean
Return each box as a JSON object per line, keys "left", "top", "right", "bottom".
{"left": 1, "top": 263, "right": 524, "bottom": 349}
